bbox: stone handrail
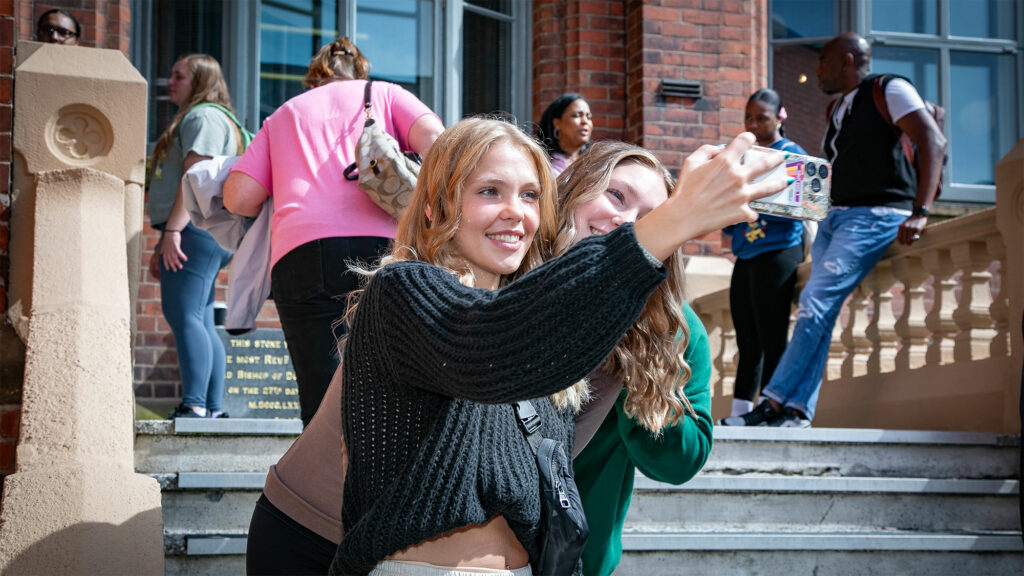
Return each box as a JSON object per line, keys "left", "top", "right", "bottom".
{"left": 693, "top": 201, "right": 1021, "bottom": 433}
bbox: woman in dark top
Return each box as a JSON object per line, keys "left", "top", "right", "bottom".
{"left": 331, "top": 118, "right": 787, "bottom": 575}
{"left": 721, "top": 88, "right": 809, "bottom": 421}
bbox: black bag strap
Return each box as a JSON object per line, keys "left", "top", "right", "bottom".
{"left": 513, "top": 400, "right": 544, "bottom": 454}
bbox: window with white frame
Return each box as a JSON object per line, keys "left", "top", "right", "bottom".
{"left": 770, "top": 0, "right": 1022, "bottom": 204}
{"left": 133, "top": 0, "right": 531, "bottom": 146}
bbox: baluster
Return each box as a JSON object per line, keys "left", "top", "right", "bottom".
{"left": 986, "top": 234, "right": 1010, "bottom": 358}
{"left": 865, "top": 262, "right": 898, "bottom": 375}
{"left": 713, "top": 308, "right": 739, "bottom": 399}
{"left": 824, "top": 301, "right": 846, "bottom": 382}
{"left": 840, "top": 285, "right": 872, "bottom": 378}
{"left": 921, "top": 248, "right": 957, "bottom": 366}
{"left": 950, "top": 241, "right": 996, "bottom": 361}
{"left": 892, "top": 255, "right": 929, "bottom": 370}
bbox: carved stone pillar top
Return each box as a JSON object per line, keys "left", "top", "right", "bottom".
{"left": 13, "top": 41, "right": 148, "bottom": 185}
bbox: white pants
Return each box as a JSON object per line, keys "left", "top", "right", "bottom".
{"left": 370, "top": 560, "right": 533, "bottom": 576}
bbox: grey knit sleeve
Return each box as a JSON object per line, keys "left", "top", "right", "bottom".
{"left": 359, "top": 223, "right": 667, "bottom": 403}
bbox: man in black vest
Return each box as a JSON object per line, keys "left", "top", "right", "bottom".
{"left": 721, "top": 32, "right": 946, "bottom": 428}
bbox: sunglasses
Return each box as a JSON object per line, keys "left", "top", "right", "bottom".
{"left": 38, "top": 25, "right": 78, "bottom": 39}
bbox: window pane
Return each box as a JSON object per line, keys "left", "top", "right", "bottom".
{"left": 871, "top": 46, "right": 939, "bottom": 103}
{"left": 259, "top": 0, "right": 337, "bottom": 121}
{"left": 772, "top": 0, "right": 834, "bottom": 40}
{"left": 950, "top": 52, "right": 1017, "bottom": 186}
{"left": 465, "top": 0, "right": 513, "bottom": 16}
{"left": 950, "top": 0, "right": 1016, "bottom": 40}
{"left": 771, "top": 43, "right": 831, "bottom": 157}
{"left": 148, "top": 0, "right": 224, "bottom": 142}
{"left": 871, "top": 0, "right": 937, "bottom": 35}
{"left": 462, "top": 9, "right": 511, "bottom": 117}
{"left": 356, "top": 0, "right": 435, "bottom": 108}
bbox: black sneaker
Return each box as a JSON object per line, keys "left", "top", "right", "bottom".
{"left": 167, "top": 404, "right": 204, "bottom": 419}
{"left": 209, "top": 411, "right": 229, "bottom": 419}
{"left": 768, "top": 407, "right": 811, "bottom": 428}
{"left": 718, "top": 401, "right": 782, "bottom": 426}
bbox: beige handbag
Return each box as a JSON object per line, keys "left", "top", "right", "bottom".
{"left": 343, "top": 80, "right": 422, "bottom": 219}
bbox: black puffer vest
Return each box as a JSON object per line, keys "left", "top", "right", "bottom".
{"left": 824, "top": 74, "right": 917, "bottom": 209}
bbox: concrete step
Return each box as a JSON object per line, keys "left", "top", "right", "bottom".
{"left": 616, "top": 530, "right": 1024, "bottom": 575}
{"left": 628, "top": 475, "right": 1020, "bottom": 533}
{"left": 135, "top": 419, "right": 300, "bottom": 474}
{"left": 134, "top": 421, "right": 1022, "bottom": 576}
{"left": 707, "top": 427, "right": 1020, "bottom": 478}
{"left": 154, "top": 473, "right": 264, "bottom": 535}
{"left": 135, "top": 422, "right": 1020, "bottom": 479}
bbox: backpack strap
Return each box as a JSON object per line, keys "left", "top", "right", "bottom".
{"left": 872, "top": 75, "right": 899, "bottom": 133}
{"left": 513, "top": 400, "right": 543, "bottom": 454}
{"left": 186, "top": 102, "right": 246, "bottom": 155}
{"left": 872, "top": 74, "right": 916, "bottom": 165}
{"left": 825, "top": 98, "right": 836, "bottom": 123}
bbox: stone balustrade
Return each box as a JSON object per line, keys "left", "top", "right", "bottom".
{"left": 694, "top": 141, "right": 1024, "bottom": 434}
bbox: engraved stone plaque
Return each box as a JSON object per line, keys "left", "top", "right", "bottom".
{"left": 219, "top": 328, "right": 300, "bottom": 419}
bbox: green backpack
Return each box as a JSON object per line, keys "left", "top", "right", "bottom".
{"left": 186, "top": 102, "right": 256, "bottom": 154}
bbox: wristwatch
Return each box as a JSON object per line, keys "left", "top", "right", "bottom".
{"left": 912, "top": 205, "right": 930, "bottom": 217}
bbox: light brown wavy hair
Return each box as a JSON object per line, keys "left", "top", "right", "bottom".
{"left": 150, "top": 54, "right": 235, "bottom": 175}
{"left": 304, "top": 36, "right": 370, "bottom": 88}
{"left": 554, "top": 140, "right": 694, "bottom": 434}
{"left": 345, "top": 117, "right": 589, "bottom": 412}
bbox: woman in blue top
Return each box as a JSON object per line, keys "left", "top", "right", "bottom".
{"left": 722, "top": 88, "right": 807, "bottom": 419}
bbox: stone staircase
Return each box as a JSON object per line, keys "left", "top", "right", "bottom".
{"left": 135, "top": 421, "right": 1023, "bottom": 575}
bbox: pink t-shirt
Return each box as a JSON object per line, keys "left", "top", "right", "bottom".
{"left": 232, "top": 80, "right": 438, "bottom": 268}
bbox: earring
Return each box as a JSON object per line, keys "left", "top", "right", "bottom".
{"left": 553, "top": 127, "right": 560, "bottom": 141}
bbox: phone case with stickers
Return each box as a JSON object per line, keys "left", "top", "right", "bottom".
{"left": 745, "top": 146, "right": 831, "bottom": 221}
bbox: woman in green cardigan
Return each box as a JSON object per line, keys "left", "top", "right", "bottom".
{"left": 554, "top": 141, "right": 715, "bottom": 576}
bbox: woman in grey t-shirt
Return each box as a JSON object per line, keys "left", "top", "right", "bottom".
{"left": 147, "top": 54, "right": 236, "bottom": 419}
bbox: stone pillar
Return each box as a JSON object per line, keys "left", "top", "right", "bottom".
{"left": 0, "top": 42, "right": 162, "bottom": 575}
{"left": 994, "top": 139, "right": 1024, "bottom": 433}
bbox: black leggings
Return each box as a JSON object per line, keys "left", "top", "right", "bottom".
{"left": 271, "top": 236, "right": 391, "bottom": 426}
{"left": 247, "top": 494, "right": 337, "bottom": 575}
{"left": 729, "top": 243, "right": 804, "bottom": 402}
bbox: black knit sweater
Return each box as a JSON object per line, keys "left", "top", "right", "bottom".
{"left": 330, "top": 224, "right": 667, "bottom": 575}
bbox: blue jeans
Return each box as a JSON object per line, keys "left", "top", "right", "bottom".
{"left": 160, "top": 223, "right": 232, "bottom": 410}
{"left": 760, "top": 206, "right": 908, "bottom": 420}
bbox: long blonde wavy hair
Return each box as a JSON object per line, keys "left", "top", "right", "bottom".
{"left": 150, "top": 54, "right": 235, "bottom": 175}
{"left": 345, "top": 117, "right": 590, "bottom": 412}
{"left": 554, "top": 140, "right": 695, "bottom": 434}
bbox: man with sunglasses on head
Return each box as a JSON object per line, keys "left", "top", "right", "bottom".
{"left": 36, "top": 9, "right": 80, "bottom": 45}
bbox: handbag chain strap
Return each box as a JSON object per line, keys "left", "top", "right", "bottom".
{"left": 513, "top": 400, "right": 544, "bottom": 454}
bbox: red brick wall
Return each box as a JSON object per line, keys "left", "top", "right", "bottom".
{"left": 534, "top": 0, "right": 769, "bottom": 257}
{"left": 0, "top": 0, "right": 133, "bottom": 483}
{"left": 533, "top": 0, "right": 628, "bottom": 141}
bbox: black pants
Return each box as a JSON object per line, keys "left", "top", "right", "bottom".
{"left": 729, "top": 243, "right": 804, "bottom": 402}
{"left": 247, "top": 494, "right": 336, "bottom": 575}
{"left": 271, "top": 236, "right": 391, "bottom": 426}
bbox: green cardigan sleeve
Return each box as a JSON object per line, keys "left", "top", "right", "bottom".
{"left": 615, "top": 302, "right": 713, "bottom": 484}
{"left": 573, "top": 303, "right": 713, "bottom": 576}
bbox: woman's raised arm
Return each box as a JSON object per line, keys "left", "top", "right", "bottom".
{"left": 635, "top": 132, "right": 787, "bottom": 261}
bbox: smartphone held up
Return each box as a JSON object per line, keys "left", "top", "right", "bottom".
{"left": 743, "top": 146, "right": 831, "bottom": 221}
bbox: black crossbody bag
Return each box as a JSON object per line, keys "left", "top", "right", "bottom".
{"left": 513, "top": 400, "right": 589, "bottom": 575}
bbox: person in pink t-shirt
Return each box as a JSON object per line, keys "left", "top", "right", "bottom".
{"left": 224, "top": 37, "right": 443, "bottom": 427}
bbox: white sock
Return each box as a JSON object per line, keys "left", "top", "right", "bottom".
{"left": 190, "top": 406, "right": 208, "bottom": 417}
{"left": 731, "top": 399, "right": 755, "bottom": 417}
